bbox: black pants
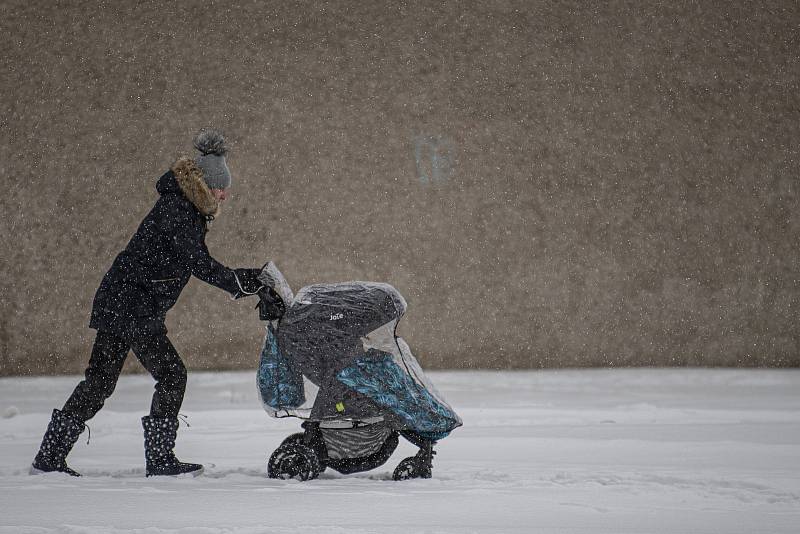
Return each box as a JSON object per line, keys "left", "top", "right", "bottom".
{"left": 62, "top": 331, "right": 187, "bottom": 422}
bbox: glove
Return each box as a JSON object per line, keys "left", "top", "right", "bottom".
{"left": 256, "top": 286, "right": 286, "bottom": 321}
{"left": 233, "top": 268, "right": 264, "bottom": 299}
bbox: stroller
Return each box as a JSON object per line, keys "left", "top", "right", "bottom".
{"left": 255, "top": 263, "right": 462, "bottom": 481}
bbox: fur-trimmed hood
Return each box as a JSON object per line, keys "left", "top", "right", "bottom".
{"left": 91, "top": 155, "right": 239, "bottom": 337}
{"left": 170, "top": 156, "right": 219, "bottom": 217}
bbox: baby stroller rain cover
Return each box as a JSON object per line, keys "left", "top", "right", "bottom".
{"left": 257, "top": 278, "right": 461, "bottom": 441}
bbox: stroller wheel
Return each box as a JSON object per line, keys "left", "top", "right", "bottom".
{"left": 279, "top": 433, "right": 306, "bottom": 448}
{"left": 267, "top": 443, "right": 321, "bottom": 481}
{"left": 393, "top": 442, "right": 435, "bottom": 481}
{"left": 392, "top": 457, "right": 418, "bottom": 481}
{"left": 281, "top": 429, "right": 328, "bottom": 470}
{"left": 393, "top": 456, "right": 433, "bottom": 481}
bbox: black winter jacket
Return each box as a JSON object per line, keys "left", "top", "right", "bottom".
{"left": 90, "top": 157, "right": 240, "bottom": 339}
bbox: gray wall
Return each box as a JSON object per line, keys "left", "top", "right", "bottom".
{"left": 1, "top": 1, "right": 798, "bottom": 375}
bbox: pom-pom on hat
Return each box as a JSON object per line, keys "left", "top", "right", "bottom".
{"left": 194, "top": 129, "right": 231, "bottom": 190}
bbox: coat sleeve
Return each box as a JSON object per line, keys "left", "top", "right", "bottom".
{"left": 169, "top": 210, "right": 240, "bottom": 295}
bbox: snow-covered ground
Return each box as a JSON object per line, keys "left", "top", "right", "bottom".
{"left": 1, "top": 368, "right": 798, "bottom": 533}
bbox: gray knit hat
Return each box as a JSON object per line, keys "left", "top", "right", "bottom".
{"left": 193, "top": 129, "right": 231, "bottom": 190}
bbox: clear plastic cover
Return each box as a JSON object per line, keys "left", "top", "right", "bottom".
{"left": 257, "top": 261, "right": 294, "bottom": 305}
{"left": 256, "top": 281, "right": 461, "bottom": 439}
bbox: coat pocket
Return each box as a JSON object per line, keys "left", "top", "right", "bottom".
{"left": 150, "top": 278, "right": 182, "bottom": 294}
{"left": 149, "top": 277, "right": 185, "bottom": 313}
{"left": 115, "top": 283, "right": 155, "bottom": 318}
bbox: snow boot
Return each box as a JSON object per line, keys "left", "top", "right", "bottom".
{"left": 31, "top": 409, "right": 85, "bottom": 477}
{"left": 142, "top": 415, "right": 203, "bottom": 477}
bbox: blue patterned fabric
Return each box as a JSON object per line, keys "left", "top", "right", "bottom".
{"left": 257, "top": 324, "right": 305, "bottom": 410}
{"left": 337, "top": 353, "right": 460, "bottom": 440}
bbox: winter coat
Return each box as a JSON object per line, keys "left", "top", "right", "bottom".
{"left": 89, "top": 157, "right": 240, "bottom": 339}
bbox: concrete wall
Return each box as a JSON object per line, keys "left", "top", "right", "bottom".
{"left": 1, "top": 1, "right": 798, "bottom": 375}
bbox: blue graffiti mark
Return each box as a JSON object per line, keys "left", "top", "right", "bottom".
{"left": 414, "top": 134, "right": 454, "bottom": 185}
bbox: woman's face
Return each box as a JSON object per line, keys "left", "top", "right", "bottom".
{"left": 211, "top": 188, "right": 228, "bottom": 202}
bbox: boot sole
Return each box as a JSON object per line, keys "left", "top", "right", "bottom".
{"left": 29, "top": 465, "right": 81, "bottom": 477}
{"left": 29, "top": 466, "right": 46, "bottom": 475}
{"left": 146, "top": 466, "right": 204, "bottom": 478}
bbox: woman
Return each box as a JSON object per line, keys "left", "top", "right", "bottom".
{"left": 31, "top": 129, "right": 282, "bottom": 477}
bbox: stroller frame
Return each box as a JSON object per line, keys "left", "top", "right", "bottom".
{"left": 267, "top": 419, "right": 437, "bottom": 481}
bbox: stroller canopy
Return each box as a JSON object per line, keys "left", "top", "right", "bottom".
{"left": 279, "top": 282, "right": 407, "bottom": 384}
